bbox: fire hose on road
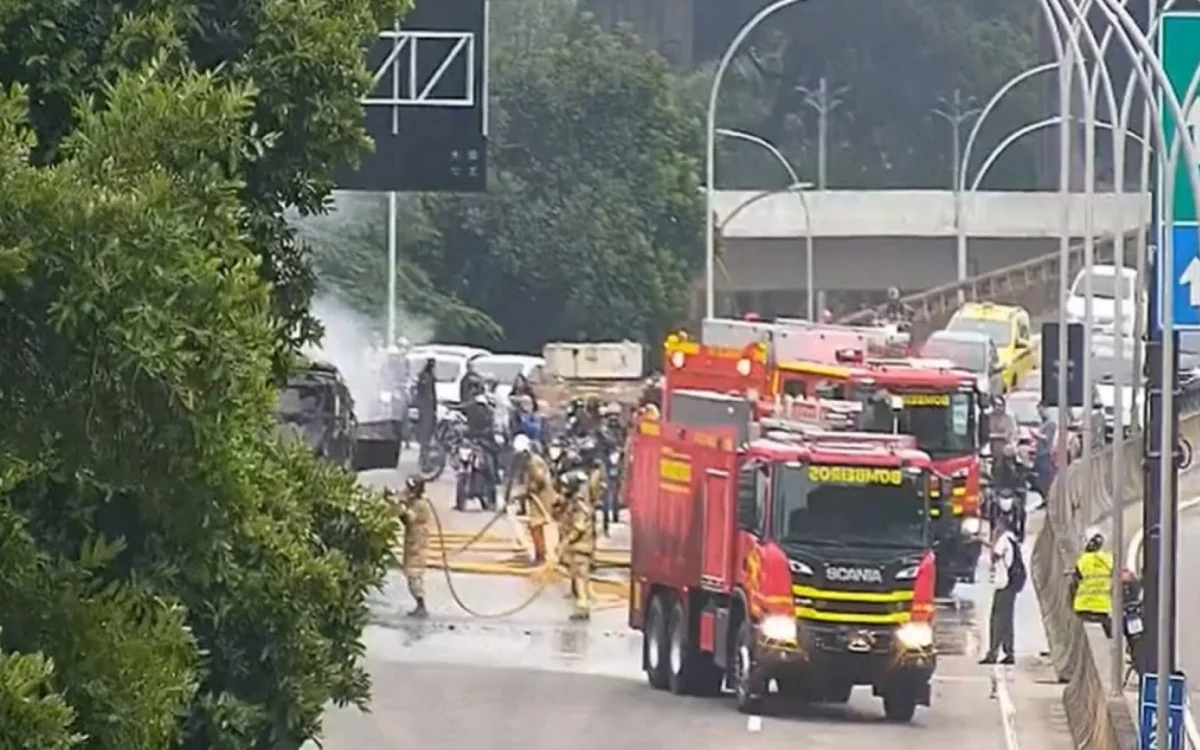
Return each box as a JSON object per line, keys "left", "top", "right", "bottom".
{"left": 412, "top": 495, "right": 631, "bottom": 619}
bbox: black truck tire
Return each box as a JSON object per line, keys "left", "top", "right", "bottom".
{"left": 666, "top": 600, "right": 723, "bottom": 697}
{"left": 644, "top": 595, "right": 670, "bottom": 690}
{"left": 732, "top": 619, "right": 764, "bottom": 715}
{"left": 882, "top": 689, "right": 918, "bottom": 722}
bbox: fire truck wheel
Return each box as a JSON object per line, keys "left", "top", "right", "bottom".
{"left": 882, "top": 688, "right": 918, "bottom": 722}
{"left": 666, "top": 601, "right": 691, "bottom": 695}
{"left": 733, "top": 619, "right": 764, "bottom": 714}
{"left": 644, "top": 595, "right": 670, "bottom": 690}
{"left": 665, "top": 599, "right": 722, "bottom": 696}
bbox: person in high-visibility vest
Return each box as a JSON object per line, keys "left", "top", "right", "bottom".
{"left": 1071, "top": 527, "right": 1115, "bottom": 637}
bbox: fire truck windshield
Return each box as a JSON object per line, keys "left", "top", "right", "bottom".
{"left": 772, "top": 462, "right": 928, "bottom": 548}
{"left": 895, "top": 391, "right": 975, "bottom": 457}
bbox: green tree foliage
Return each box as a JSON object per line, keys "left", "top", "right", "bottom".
{"left": 408, "top": 16, "right": 705, "bottom": 350}
{"left": 0, "top": 59, "right": 397, "bottom": 750}
{"left": 0, "top": 0, "right": 411, "bottom": 372}
{"left": 700, "top": 0, "right": 1039, "bottom": 190}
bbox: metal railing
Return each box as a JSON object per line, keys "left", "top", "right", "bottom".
{"left": 835, "top": 233, "right": 1135, "bottom": 342}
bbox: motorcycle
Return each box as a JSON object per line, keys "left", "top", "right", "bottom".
{"left": 455, "top": 436, "right": 497, "bottom": 512}
{"left": 419, "top": 407, "right": 466, "bottom": 481}
{"left": 1123, "top": 588, "right": 1146, "bottom": 679}
{"left": 601, "top": 444, "right": 623, "bottom": 533}
{"left": 989, "top": 485, "right": 1027, "bottom": 542}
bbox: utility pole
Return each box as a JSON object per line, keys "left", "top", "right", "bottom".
{"left": 796, "top": 77, "right": 848, "bottom": 190}
{"left": 931, "top": 89, "right": 983, "bottom": 191}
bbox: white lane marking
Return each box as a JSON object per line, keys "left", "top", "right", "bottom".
{"left": 994, "top": 664, "right": 1021, "bottom": 750}
{"left": 1187, "top": 697, "right": 1200, "bottom": 748}
{"left": 746, "top": 715, "right": 762, "bottom": 732}
{"left": 1125, "top": 495, "right": 1200, "bottom": 570}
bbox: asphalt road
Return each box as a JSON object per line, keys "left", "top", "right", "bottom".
{"left": 1171, "top": 501, "right": 1200, "bottom": 692}
{"left": 303, "top": 451, "right": 1067, "bottom": 750}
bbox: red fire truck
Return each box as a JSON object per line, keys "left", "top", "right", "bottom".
{"left": 662, "top": 333, "right": 988, "bottom": 596}
{"left": 627, "top": 391, "right": 944, "bottom": 721}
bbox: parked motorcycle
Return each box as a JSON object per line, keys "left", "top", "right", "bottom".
{"left": 455, "top": 436, "right": 497, "bottom": 512}
{"left": 419, "top": 408, "right": 466, "bottom": 481}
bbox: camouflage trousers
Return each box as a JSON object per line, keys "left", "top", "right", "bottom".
{"left": 566, "top": 552, "right": 592, "bottom": 614}
{"left": 405, "top": 551, "right": 426, "bottom": 599}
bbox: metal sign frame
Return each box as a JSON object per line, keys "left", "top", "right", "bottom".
{"left": 335, "top": 0, "right": 488, "bottom": 193}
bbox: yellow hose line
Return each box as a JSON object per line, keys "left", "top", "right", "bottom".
{"left": 418, "top": 493, "right": 628, "bottom": 618}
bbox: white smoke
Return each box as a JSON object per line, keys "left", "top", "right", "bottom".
{"left": 306, "top": 293, "right": 436, "bottom": 420}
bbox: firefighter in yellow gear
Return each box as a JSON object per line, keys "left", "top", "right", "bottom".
{"left": 509, "top": 434, "right": 559, "bottom": 564}
{"left": 1071, "top": 527, "right": 1114, "bottom": 636}
{"left": 399, "top": 474, "right": 433, "bottom": 618}
{"left": 560, "top": 469, "right": 595, "bottom": 621}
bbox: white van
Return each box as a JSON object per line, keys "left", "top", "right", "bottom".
{"left": 1066, "top": 265, "right": 1137, "bottom": 335}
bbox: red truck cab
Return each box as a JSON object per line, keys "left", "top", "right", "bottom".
{"left": 626, "top": 393, "right": 943, "bottom": 722}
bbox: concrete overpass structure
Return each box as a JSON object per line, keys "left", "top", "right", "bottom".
{"left": 712, "top": 189, "right": 1148, "bottom": 317}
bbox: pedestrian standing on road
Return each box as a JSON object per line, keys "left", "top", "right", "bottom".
{"left": 979, "top": 513, "right": 1025, "bottom": 665}
{"left": 414, "top": 358, "right": 437, "bottom": 452}
{"left": 399, "top": 474, "right": 433, "bottom": 619}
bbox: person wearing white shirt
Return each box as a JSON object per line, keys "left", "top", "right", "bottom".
{"left": 979, "top": 514, "right": 1026, "bottom": 665}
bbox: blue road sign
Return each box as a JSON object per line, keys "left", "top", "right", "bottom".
{"left": 1139, "top": 672, "right": 1186, "bottom": 750}
{"left": 1169, "top": 227, "right": 1200, "bottom": 328}
{"left": 1156, "top": 12, "right": 1200, "bottom": 330}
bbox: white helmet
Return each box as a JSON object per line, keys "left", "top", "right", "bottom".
{"left": 998, "top": 493, "right": 1015, "bottom": 512}
{"left": 512, "top": 434, "right": 532, "bottom": 454}
{"left": 1084, "top": 526, "right": 1105, "bottom": 547}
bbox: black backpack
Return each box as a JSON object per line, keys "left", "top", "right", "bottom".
{"left": 1007, "top": 538, "right": 1027, "bottom": 592}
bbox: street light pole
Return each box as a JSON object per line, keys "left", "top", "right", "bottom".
{"left": 716, "top": 127, "right": 817, "bottom": 321}
{"left": 1065, "top": 2, "right": 1200, "bottom": 743}
{"left": 795, "top": 76, "right": 848, "bottom": 191}
{"left": 705, "top": 0, "right": 809, "bottom": 320}
{"left": 933, "top": 90, "right": 983, "bottom": 284}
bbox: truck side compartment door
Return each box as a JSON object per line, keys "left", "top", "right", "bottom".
{"left": 700, "top": 468, "right": 734, "bottom": 592}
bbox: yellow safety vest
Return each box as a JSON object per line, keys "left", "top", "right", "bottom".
{"left": 1073, "top": 551, "right": 1114, "bottom": 615}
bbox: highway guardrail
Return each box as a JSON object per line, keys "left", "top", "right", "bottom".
{"left": 836, "top": 232, "right": 1139, "bottom": 342}
{"left": 1032, "top": 384, "right": 1200, "bottom": 750}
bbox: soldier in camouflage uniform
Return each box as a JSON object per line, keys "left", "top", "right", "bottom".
{"left": 399, "top": 474, "right": 433, "bottom": 618}
{"left": 560, "top": 469, "right": 595, "bottom": 621}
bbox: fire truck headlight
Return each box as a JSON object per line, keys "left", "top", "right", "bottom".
{"left": 961, "top": 517, "right": 982, "bottom": 535}
{"left": 736, "top": 358, "right": 752, "bottom": 376}
{"left": 896, "top": 622, "right": 933, "bottom": 649}
{"left": 760, "top": 615, "right": 797, "bottom": 643}
{"left": 895, "top": 565, "right": 919, "bottom": 580}
{"left": 670, "top": 351, "right": 685, "bottom": 368}
{"left": 788, "top": 559, "right": 813, "bottom": 576}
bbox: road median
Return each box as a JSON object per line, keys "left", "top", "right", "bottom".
{"left": 1031, "top": 409, "right": 1200, "bottom": 750}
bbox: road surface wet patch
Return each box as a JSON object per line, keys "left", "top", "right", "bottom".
{"left": 933, "top": 596, "right": 977, "bottom": 655}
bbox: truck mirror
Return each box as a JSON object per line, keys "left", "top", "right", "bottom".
{"left": 977, "top": 412, "right": 990, "bottom": 446}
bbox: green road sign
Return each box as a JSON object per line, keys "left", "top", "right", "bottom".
{"left": 1161, "top": 11, "right": 1200, "bottom": 224}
